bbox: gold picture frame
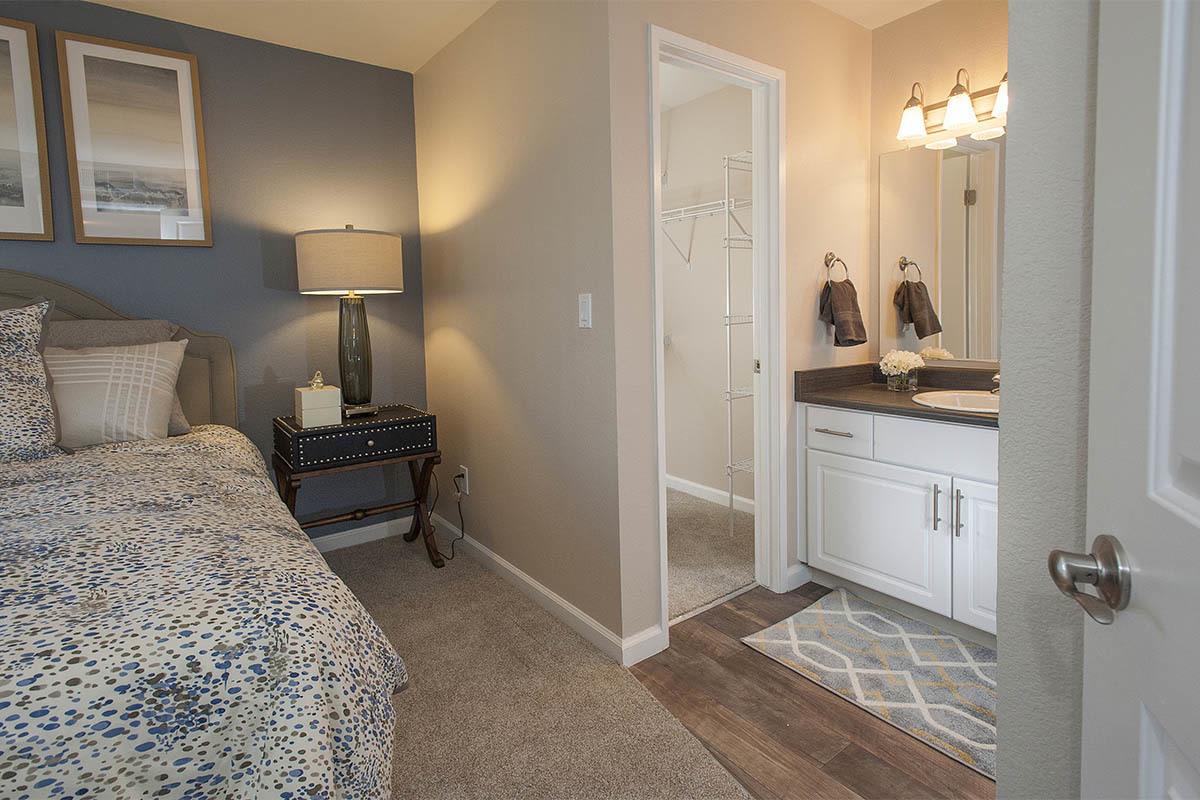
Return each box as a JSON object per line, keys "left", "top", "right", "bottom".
{"left": 57, "top": 31, "right": 212, "bottom": 246}
{"left": 0, "top": 16, "right": 53, "bottom": 241}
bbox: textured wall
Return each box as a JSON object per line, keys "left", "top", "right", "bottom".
{"left": 607, "top": 0, "right": 872, "bottom": 635}
{"left": 415, "top": 0, "right": 623, "bottom": 632}
{"left": 996, "top": 0, "right": 1097, "bottom": 796}
{"left": 0, "top": 0, "right": 425, "bottom": 536}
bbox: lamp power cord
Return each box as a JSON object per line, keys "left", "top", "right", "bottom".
{"left": 427, "top": 471, "right": 467, "bottom": 561}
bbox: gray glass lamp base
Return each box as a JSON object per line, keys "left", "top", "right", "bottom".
{"left": 339, "top": 294, "right": 377, "bottom": 416}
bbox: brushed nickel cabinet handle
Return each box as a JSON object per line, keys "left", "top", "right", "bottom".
{"left": 933, "top": 484, "right": 942, "bottom": 531}
{"left": 954, "top": 488, "right": 964, "bottom": 537}
{"left": 814, "top": 427, "right": 854, "bottom": 438}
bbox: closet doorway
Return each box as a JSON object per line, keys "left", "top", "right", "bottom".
{"left": 650, "top": 28, "right": 786, "bottom": 633}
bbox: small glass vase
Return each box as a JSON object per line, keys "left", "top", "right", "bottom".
{"left": 887, "top": 371, "right": 918, "bottom": 392}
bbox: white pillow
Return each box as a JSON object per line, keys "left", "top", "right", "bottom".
{"left": 43, "top": 340, "right": 188, "bottom": 449}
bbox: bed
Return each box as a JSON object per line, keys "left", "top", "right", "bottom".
{"left": 0, "top": 271, "right": 407, "bottom": 799}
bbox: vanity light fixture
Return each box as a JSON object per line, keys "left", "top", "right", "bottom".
{"left": 970, "top": 71, "right": 1009, "bottom": 141}
{"left": 992, "top": 71, "right": 1009, "bottom": 117}
{"left": 942, "top": 68, "right": 979, "bottom": 130}
{"left": 896, "top": 82, "right": 928, "bottom": 141}
{"left": 925, "top": 137, "right": 959, "bottom": 150}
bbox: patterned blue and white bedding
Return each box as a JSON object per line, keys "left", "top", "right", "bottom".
{"left": 0, "top": 426, "right": 407, "bottom": 799}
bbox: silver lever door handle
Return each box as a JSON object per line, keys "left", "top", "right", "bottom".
{"left": 1047, "top": 534, "right": 1131, "bottom": 624}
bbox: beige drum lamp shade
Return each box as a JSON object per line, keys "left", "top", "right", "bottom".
{"left": 295, "top": 225, "right": 404, "bottom": 295}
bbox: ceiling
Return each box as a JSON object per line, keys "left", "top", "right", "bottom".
{"left": 810, "top": 0, "right": 941, "bottom": 29}
{"left": 660, "top": 62, "right": 738, "bottom": 110}
{"left": 91, "top": 0, "right": 943, "bottom": 73}
{"left": 89, "top": 0, "right": 497, "bottom": 73}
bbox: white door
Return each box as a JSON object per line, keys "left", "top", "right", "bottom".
{"left": 951, "top": 478, "right": 997, "bottom": 635}
{"left": 1076, "top": 1, "right": 1200, "bottom": 795}
{"left": 807, "top": 449, "right": 951, "bottom": 615}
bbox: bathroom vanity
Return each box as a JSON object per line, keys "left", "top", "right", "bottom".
{"left": 796, "top": 367, "right": 998, "bottom": 634}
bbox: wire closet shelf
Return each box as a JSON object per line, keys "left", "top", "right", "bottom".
{"left": 659, "top": 151, "right": 755, "bottom": 529}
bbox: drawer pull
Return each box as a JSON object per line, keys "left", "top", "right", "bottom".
{"left": 814, "top": 427, "right": 854, "bottom": 438}
{"left": 366, "top": 439, "right": 376, "bottom": 447}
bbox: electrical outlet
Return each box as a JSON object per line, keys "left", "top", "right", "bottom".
{"left": 457, "top": 465, "right": 470, "bottom": 497}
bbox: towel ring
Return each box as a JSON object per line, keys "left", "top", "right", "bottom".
{"left": 824, "top": 251, "right": 849, "bottom": 282}
{"left": 898, "top": 256, "right": 923, "bottom": 282}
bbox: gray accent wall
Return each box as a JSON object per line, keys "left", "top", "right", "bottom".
{"left": 0, "top": 0, "right": 426, "bottom": 535}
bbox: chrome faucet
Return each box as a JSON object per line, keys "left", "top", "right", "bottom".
{"left": 991, "top": 373, "right": 1000, "bottom": 394}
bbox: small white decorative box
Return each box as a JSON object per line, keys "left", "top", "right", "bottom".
{"left": 295, "top": 372, "right": 342, "bottom": 428}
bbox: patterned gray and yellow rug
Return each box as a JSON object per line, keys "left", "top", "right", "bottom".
{"left": 742, "top": 588, "right": 997, "bottom": 779}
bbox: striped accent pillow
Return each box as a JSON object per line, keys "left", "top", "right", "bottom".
{"left": 43, "top": 340, "right": 188, "bottom": 449}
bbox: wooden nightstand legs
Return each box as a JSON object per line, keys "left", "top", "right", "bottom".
{"left": 403, "top": 457, "right": 443, "bottom": 567}
{"left": 272, "top": 450, "right": 445, "bottom": 568}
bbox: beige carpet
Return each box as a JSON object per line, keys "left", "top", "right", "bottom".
{"left": 324, "top": 532, "right": 748, "bottom": 800}
{"left": 667, "top": 489, "right": 755, "bottom": 619}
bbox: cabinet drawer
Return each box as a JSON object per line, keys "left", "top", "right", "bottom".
{"left": 273, "top": 404, "right": 437, "bottom": 472}
{"left": 805, "top": 406, "right": 873, "bottom": 458}
{"left": 873, "top": 414, "right": 998, "bottom": 482}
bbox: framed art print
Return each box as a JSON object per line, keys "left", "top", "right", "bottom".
{"left": 57, "top": 32, "right": 211, "bottom": 246}
{"left": 0, "top": 17, "right": 52, "bottom": 241}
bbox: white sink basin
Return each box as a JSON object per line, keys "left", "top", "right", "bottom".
{"left": 912, "top": 390, "right": 999, "bottom": 414}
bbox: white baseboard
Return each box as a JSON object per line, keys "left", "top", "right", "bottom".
{"left": 620, "top": 623, "right": 668, "bottom": 667}
{"left": 431, "top": 512, "right": 665, "bottom": 666}
{"left": 665, "top": 473, "right": 754, "bottom": 514}
{"left": 784, "top": 562, "right": 813, "bottom": 592}
{"left": 311, "top": 515, "right": 413, "bottom": 553}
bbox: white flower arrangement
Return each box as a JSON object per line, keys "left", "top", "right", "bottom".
{"left": 919, "top": 346, "right": 956, "bottom": 361}
{"left": 879, "top": 349, "right": 925, "bottom": 376}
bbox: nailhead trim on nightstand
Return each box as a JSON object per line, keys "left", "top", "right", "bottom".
{"left": 297, "top": 421, "right": 435, "bottom": 467}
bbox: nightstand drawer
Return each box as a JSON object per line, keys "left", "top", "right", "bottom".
{"left": 273, "top": 404, "right": 437, "bottom": 471}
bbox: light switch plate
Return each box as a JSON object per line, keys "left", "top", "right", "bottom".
{"left": 578, "top": 293, "right": 592, "bottom": 329}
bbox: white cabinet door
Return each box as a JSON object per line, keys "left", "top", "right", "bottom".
{"left": 951, "top": 477, "right": 998, "bottom": 634}
{"left": 807, "top": 449, "right": 952, "bottom": 615}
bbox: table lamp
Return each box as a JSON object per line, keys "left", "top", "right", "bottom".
{"left": 295, "top": 224, "right": 403, "bottom": 416}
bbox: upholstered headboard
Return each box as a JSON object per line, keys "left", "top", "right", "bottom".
{"left": 0, "top": 269, "right": 238, "bottom": 429}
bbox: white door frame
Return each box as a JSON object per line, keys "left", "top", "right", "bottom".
{"left": 648, "top": 25, "right": 788, "bottom": 641}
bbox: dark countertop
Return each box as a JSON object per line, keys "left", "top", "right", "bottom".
{"left": 801, "top": 382, "right": 999, "bottom": 429}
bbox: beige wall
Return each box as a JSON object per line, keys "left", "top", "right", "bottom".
{"left": 415, "top": 0, "right": 623, "bottom": 631}
{"left": 609, "top": 1, "right": 873, "bottom": 635}
{"left": 661, "top": 85, "right": 755, "bottom": 500}
{"left": 870, "top": 0, "right": 1008, "bottom": 354}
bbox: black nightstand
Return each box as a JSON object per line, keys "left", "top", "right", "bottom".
{"left": 272, "top": 404, "right": 446, "bottom": 567}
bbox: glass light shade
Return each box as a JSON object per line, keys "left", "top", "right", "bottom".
{"left": 925, "top": 137, "right": 959, "bottom": 150}
{"left": 971, "top": 126, "right": 1006, "bottom": 141}
{"left": 943, "top": 86, "right": 978, "bottom": 129}
{"left": 896, "top": 100, "right": 927, "bottom": 140}
{"left": 295, "top": 225, "right": 404, "bottom": 295}
{"left": 992, "top": 73, "right": 1009, "bottom": 117}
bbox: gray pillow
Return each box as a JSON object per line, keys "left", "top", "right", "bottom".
{"left": 0, "top": 300, "right": 60, "bottom": 461}
{"left": 45, "top": 319, "right": 192, "bottom": 435}
{"left": 43, "top": 340, "right": 189, "bottom": 449}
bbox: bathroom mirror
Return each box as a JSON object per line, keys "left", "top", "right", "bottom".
{"left": 878, "top": 139, "right": 1004, "bottom": 362}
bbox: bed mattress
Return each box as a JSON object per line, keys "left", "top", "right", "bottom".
{"left": 0, "top": 426, "right": 406, "bottom": 799}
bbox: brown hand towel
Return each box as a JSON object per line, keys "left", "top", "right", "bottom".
{"left": 893, "top": 279, "right": 943, "bottom": 339}
{"left": 819, "top": 279, "right": 868, "bottom": 347}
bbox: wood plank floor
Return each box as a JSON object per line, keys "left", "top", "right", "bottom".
{"left": 631, "top": 583, "right": 996, "bottom": 800}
